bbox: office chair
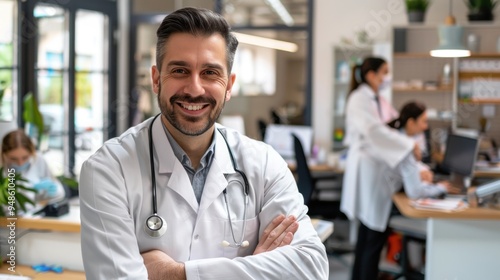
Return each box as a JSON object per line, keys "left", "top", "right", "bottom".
{"left": 271, "top": 109, "right": 283, "bottom": 124}
{"left": 257, "top": 119, "right": 267, "bottom": 141}
{"left": 292, "top": 134, "right": 342, "bottom": 218}
{"left": 292, "top": 134, "right": 354, "bottom": 266}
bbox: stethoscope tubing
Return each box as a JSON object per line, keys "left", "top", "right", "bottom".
{"left": 145, "top": 114, "right": 250, "bottom": 247}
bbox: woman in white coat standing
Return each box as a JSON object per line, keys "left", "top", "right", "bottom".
{"left": 341, "top": 57, "right": 417, "bottom": 280}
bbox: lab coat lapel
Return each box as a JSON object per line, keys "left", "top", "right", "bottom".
{"left": 198, "top": 128, "right": 234, "bottom": 214}
{"left": 151, "top": 116, "right": 198, "bottom": 212}
{"left": 167, "top": 162, "right": 199, "bottom": 212}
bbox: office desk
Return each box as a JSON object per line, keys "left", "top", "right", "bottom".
{"left": 0, "top": 206, "right": 80, "bottom": 233}
{"left": 0, "top": 204, "right": 83, "bottom": 272}
{"left": 393, "top": 193, "right": 500, "bottom": 280}
{"left": 288, "top": 163, "right": 342, "bottom": 173}
{"left": 0, "top": 264, "right": 85, "bottom": 280}
{"left": 474, "top": 169, "right": 500, "bottom": 179}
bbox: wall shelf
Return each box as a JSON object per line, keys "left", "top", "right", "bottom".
{"left": 459, "top": 99, "right": 500, "bottom": 104}
{"left": 393, "top": 88, "right": 452, "bottom": 93}
{"left": 459, "top": 72, "right": 500, "bottom": 79}
{"left": 393, "top": 53, "right": 429, "bottom": 58}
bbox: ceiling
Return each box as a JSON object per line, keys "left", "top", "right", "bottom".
{"left": 132, "top": 0, "right": 309, "bottom": 58}
{"left": 133, "top": 0, "right": 309, "bottom": 27}
{"left": 222, "top": 0, "right": 309, "bottom": 27}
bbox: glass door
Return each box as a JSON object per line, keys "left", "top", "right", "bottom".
{"left": 35, "top": 4, "right": 66, "bottom": 175}
{"left": 74, "top": 9, "right": 109, "bottom": 176}
{"left": 0, "top": 0, "right": 17, "bottom": 123}
{"left": 32, "top": 1, "right": 116, "bottom": 177}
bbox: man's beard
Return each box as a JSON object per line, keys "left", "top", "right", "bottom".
{"left": 157, "top": 83, "right": 226, "bottom": 136}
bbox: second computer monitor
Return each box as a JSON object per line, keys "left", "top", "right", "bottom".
{"left": 442, "top": 133, "right": 479, "bottom": 177}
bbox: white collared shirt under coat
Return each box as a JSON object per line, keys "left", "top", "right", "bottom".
{"left": 79, "top": 117, "right": 328, "bottom": 280}
{"left": 341, "top": 84, "right": 415, "bottom": 232}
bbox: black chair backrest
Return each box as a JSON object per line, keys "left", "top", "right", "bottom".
{"left": 257, "top": 119, "right": 267, "bottom": 140}
{"left": 292, "top": 134, "right": 314, "bottom": 205}
{"left": 271, "top": 110, "right": 282, "bottom": 124}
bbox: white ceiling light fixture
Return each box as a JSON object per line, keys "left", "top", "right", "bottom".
{"left": 233, "top": 32, "right": 298, "bottom": 52}
{"left": 430, "top": 0, "right": 471, "bottom": 58}
{"left": 264, "top": 0, "right": 294, "bottom": 26}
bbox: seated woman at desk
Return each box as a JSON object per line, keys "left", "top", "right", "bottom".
{"left": 1, "top": 129, "right": 65, "bottom": 211}
{"left": 388, "top": 101, "right": 434, "bottom": 183}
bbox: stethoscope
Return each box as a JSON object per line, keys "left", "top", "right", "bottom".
{"left": 144, "top": 114, "right": 250, "bottom": 248}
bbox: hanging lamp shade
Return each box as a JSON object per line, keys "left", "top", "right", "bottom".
{"left": 430, "top": 25, "right": 471, "bottom": 57}
{"left": 430, "top": 0, "right": 471, "bottom": 58}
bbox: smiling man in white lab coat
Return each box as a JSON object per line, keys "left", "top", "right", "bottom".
{"left": 79, "top": 7, "right": 328, "bottom": 280}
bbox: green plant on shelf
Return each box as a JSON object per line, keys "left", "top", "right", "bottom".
{"left": 466, "top": 0, "right": 498, "bottom": 13}
{"left": 405, "top": 0, "right": 430, "bottom": 11}
{"left": 466, "top": 0, "right": 498, "bottom": 20}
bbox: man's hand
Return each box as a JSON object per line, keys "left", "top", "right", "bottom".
{"left": 253, "top": 214, "right": 299, "bottom": 255}
{"left": 142, "top": 250, "right": 186, "bottom": 280}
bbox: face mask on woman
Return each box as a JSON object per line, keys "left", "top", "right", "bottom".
{"left": 378, "top": 75, "right": 392, "bottom": 91}
{"left": 10, "top": 160, "right": 31, "bottom": 173}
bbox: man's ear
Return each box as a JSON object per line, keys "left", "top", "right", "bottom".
{"left": 151, "top": 65, "right": 160, "bottom": 94}
{"left": 225, "top": 73, "right": 236, "bottom": 101}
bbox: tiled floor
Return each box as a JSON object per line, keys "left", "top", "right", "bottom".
{"left": 328, "top": 253, "right": 353, "bottom": 280}
{"left": 325, "top": 219, "right": 354, "bottom": 280}
{"left": 325, "top": 219, "right": 405, "bottom": 280}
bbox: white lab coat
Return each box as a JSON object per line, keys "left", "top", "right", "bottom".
{"left": 340, "top": 84, "right": 415, "bottom": 231}
{"left": 79, "top": 116, "right": 328, "bottom": 280}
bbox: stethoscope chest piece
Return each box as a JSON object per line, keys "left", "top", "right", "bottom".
{"left": 145, "top": 214, "right": 167, "bottom": 237}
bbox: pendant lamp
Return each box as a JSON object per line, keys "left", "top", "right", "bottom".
{"left": 430, "top": 0, "right": 471, "bottom": 58}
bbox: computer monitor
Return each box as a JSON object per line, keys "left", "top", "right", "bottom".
{"left": 263, "top": 124, "right": 313, "bottom": 161}
{"left": 441, "top": 133, "right": 479, "bottom": 189}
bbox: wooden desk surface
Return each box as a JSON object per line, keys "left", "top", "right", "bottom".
{"left": 393, "top": 192, "right": 500, "bottom": 220}
{"left": 0, "top": 264, "right": 85, "bottom": 280}
{"left": 288, "top": 163, "right": 343, "bottom": 173}
{"left": 0, "top": 205, "right": 80, "bottom": 233}
{"left": 474, "top": 169, "right": 500, "bottom": 178}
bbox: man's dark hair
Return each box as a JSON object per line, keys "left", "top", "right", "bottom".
{"left": 156, "top": 7, "right": 239, "bottom": 75}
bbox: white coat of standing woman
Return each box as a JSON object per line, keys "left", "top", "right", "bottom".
{"left": 340, "top": 57, "right": 419, "bottom": 280}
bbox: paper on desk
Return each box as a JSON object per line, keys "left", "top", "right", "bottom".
{"left": 0, "top": 274, "right": 32, "bottom": 280}
{"left": 410, "top": 197, "right": 468, "bottom": 211}
{"left": 311, "top": 219, "right": 334, "bottom": 242}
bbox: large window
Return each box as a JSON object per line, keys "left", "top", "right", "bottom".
{"left": 9, "top": 0, "right": 118, "bottom": 177}
{"left": 0, "top": 0, "right": 17, "bottom": 121}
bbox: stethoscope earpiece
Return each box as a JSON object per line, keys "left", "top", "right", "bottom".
{"left": 221, "top": 240, "right": 249, "bottom": 248}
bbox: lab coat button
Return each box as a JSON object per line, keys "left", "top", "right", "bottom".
{"left": 194, "top": 234, "right": 199, "bottom": 240}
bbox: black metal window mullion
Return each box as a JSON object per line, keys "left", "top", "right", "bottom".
{"left": 18, "top": 0, "right": 37, "bottom": 127}
{"left": 66, "top": 8, "right": 76, "bottom": 176}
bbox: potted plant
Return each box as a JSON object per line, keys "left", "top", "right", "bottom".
{"left": 466, "top": 0, "right": 498, "bottom": 21}
{"left": 0, "top": 167, "right": 37, "bottom": 216}
{"left": 405, "top": 0, "right": 431, "bottom": 23}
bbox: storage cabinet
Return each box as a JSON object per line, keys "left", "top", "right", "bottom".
{"left": 391, "top": 25, "right": 500, "bottom": 150}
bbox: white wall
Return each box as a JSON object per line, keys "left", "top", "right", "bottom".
{"left": 312, "top": 0, "right": 488, "bottom": 151}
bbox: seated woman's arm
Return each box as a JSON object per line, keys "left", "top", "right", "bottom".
{"left": 397, "top": 153, "right": 446, "bottom": 199}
